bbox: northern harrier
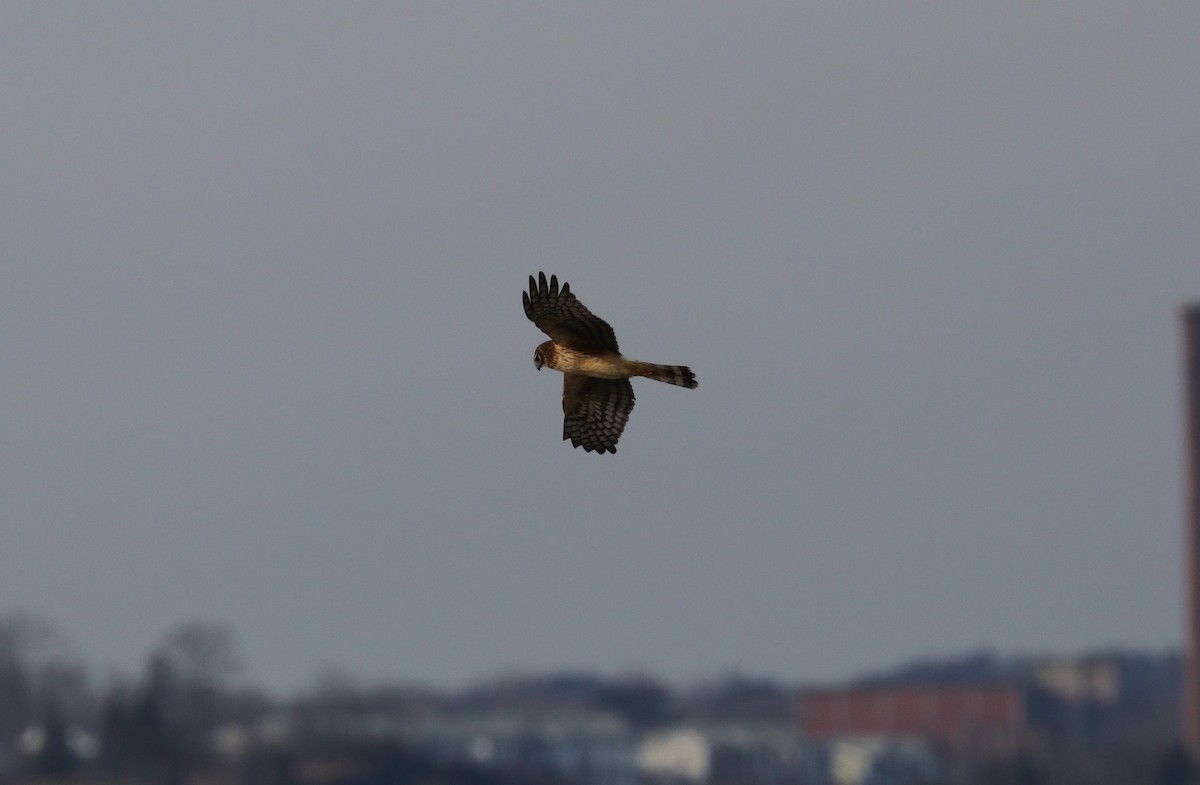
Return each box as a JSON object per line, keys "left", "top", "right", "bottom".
{"left": 523, "top": 272, "right": 697, "bottom": 453}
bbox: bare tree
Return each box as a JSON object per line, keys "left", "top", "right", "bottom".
{"left": 160, "top": 621, "right": 239, "bottom": 690}
{"left": 154, "top": 621, "right": 240, "bottom": 763}
{"left": 0, "top": 613, "right": 88, "bottom": 730}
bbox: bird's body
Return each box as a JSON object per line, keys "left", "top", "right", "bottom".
{"left": 535, "top": 341, "right": 630, "bottom": 379}
{"left": 523, "top": 272, "right": 697, "bottom": 453}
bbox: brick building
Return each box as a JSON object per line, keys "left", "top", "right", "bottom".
{"left": 799, "top": 683, "right": 1028, "bottom": 749}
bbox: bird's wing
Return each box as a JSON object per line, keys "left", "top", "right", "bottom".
{"left": 523, "top": 272, "right": 620, "bottom": 352}
{"left": 561, "top": 375, "right": 635, "bottom": 454}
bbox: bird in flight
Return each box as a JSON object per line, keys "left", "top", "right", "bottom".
{"left": 523, "top": 272, "right": 697, "bottom": 453}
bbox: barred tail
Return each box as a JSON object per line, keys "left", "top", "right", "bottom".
{"left": 634, "top": 362, "right": 698, "bottom": 389}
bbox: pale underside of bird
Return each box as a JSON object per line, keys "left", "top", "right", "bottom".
{"left": 523, "top": 272, "right": 697, "bottom": 454}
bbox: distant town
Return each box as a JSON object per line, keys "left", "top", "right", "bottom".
{"left": 0, "top": 612, "right": 1190, "bottom": 785}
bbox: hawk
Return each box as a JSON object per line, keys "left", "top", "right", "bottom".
{"left": 523, "top": 272, "right": 697, "bottom": 453}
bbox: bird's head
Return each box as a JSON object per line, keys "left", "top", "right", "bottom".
{"left": 533, "top": 341, "right": 553, "bottom": 371}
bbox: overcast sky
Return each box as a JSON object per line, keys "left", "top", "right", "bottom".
{"left": 2, "top": 4, "right": 1198, "bottom": 695}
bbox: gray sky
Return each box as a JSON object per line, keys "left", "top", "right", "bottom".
{"left": 2, "top": 4, "right": 1197, "bottom": 695}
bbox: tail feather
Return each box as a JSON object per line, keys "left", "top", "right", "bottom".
{"left": 635, "top": 362, "right": 698, "bottom": 389}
